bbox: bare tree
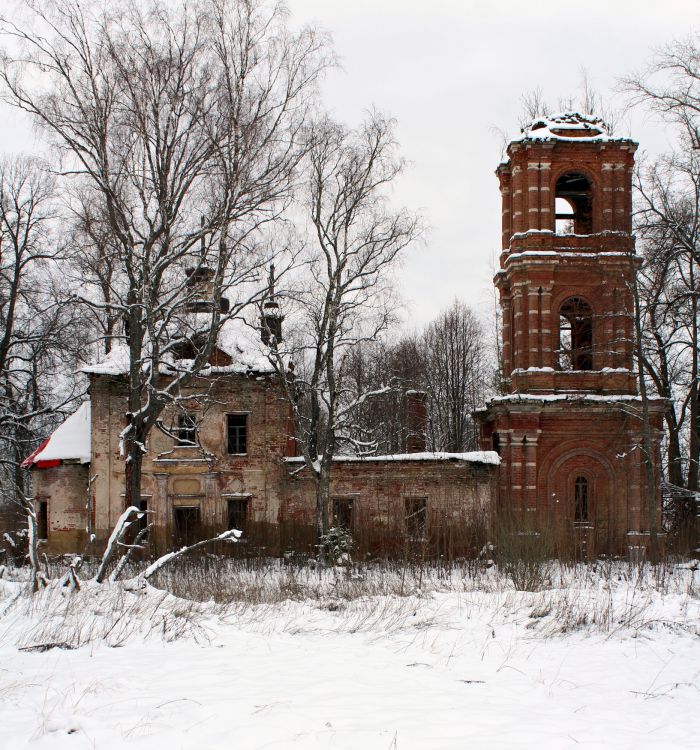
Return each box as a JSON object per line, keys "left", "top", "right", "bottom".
{"left": 340, "top": 337, "right": 425, "bottom": 456}
{"left": 275, "top": 112, "right": 421, "bottom": 540}
{"left": 422, "top": 300, "right": 487, "bottom": 452}
{"left": 0, "top": 156, "right": 84, "bottom": 511}
{"left": 623, "top": 32, "right": 700, "bottom": 549}
{"left": 622, "top": 35, "right": 700, "bottom": 148}
{"left": 340, "top": 302, "right": 491, "bottom": 456}
{"left": 0, "top": 0, "right": 330, "bottom": 510}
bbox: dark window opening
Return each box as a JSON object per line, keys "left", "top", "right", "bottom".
{"left": 555, "top": 172, "right": 593, "bottom": 234}
{"left": 37, "top": 500, "right": 48, "bottom": 540}
{"left": 227, "top": 413, "right": 247, "bottom": 454}
{"left": 176, "top": 413, "right": 197, "bottom": 446}
{"left": 171, "top": 333, "right": 209, "bottom": 361}
{"left": 173, "top": 506, "right": 200, "bottom": 547}
{"left": 492, "top": 433, "right": 501, "bottom": 455}
{"left": 559, "top": 297, "right": 593, "bottom": 371}
{"left": 332, "top": 498, "right": 354, "bottom": 530}
{"left": 172, "top": 339, "right": 197, "bottom": 360}
{"left": 405, "top": 497, "right": 427, "bottom": 540}
{"left": 227, "top": 498, "right": 249, "bottom": 535}
{"left": 574, "top": 476, "right": 589, "bottom": 523}
{"left": 136, "top": 498, "right": 148, "bottom": 534}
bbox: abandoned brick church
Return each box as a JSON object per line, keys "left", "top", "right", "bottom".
{"left": 25, "top": 113, "right": 665, "bottom": 557}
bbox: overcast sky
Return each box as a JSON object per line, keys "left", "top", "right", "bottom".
{"left": 1, "top": 1, "right": 698, "bottom": 332}
{"left": 285, "top": 0, "right": 700, "bottom": 330}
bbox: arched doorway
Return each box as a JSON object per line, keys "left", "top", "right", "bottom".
{"left": 542, "top": 448, "right": 615, "bottom": 556}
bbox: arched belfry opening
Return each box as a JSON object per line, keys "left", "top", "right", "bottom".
{"left": 558, "top": 297, "right": 593, "bottom": 371}
{"left": 554, "top": 172, "right": 593, "bottom": 234}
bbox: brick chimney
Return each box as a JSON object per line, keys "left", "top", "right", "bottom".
{"left": 404, "top": 390, "right": 427, "bottom": 453}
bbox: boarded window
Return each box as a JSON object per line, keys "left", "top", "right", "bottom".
{"left": 574, "top": 476, "right": 589, "bottom": 522}
{"left": 227, "top": 414, "right": 247, "bottom": 454}
{"left": 405, "top": 497, "right": 427, "bottom": 539}
{"left": 227, "top": 498, "right": 249, "bottom": 535}
{"left": 176, "top": 413, "right": 197, "bottom": 446}
{"left": 332, "top": 498, "right": 354, "bottom": 530}
{"left": 173, "top": 506, "right": 200, "bottom": 547}
{"left": 37, "top": 500, "right": 48, "bottom": 540}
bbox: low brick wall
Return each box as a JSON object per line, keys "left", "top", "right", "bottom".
{"left": 282, "top": 458, "right": 497, "bottom": 558}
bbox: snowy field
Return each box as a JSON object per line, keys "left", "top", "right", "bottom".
{"left": 0, "top": 561, "right": 699, "bottom": 750}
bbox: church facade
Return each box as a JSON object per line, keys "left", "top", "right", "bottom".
{"left": 23, "top": 113, "right": 664, "bottom": 559}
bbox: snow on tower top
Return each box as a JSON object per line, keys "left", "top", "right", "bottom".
{"left": 513, "top": 112, "right": 623, "bottom": 144}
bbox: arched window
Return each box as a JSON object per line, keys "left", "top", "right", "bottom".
{"left": 555, "top": 172, "right": 593, "bottom": 234}
{"left": 559, "top": 297, "right": 593, "bottom": 371}
{"left": 574, "top": 476, "right": 589, "bottom": 522}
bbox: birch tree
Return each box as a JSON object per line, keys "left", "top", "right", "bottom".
{"left": 276, "top": 112, "right": 421, "bottom": 540}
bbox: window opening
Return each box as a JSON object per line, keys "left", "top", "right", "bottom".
{"left": 574, "top": 476, "right": 589, "bottom": 522}
{"left": 176, "top": 413, "right": 197, "bottom": 446}
{"left": 332, "top": 498, "right": 354, "bottom": 530}
{"left": 492, "top": 432, "right": 500, "bottom": 455}
{"left": 136, "top": 499, "right": 148, "bottom": 534}
{"left": 227, "top": 498, "right": 249, "bottom": 535}
{"left": 559, "top": 297, "right": 593, "bottom": 371}
{"left": 405, "top": 497, "right": 427, "bottom": 540}
{"left": 173, "top": 506, "right": 200, "bottom": 547}
{"left": 555, "top": 172, "right": 593, "bottom": 234}
{"left": 37, "top": 500, "right": 48, "bottom": 540}
{"left": 227, "top": 414, "right": 247, "bottom": 454}
{"left": 555, "top": 197, "right": 575, "bottom": 234}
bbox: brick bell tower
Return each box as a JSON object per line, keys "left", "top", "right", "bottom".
{"left": 476, "top": 113, "right": 666, "bottom": 555}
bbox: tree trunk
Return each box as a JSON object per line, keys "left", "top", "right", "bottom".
{"left": 632, "top": 271, "right": 659, "bottom": 562}
{"left": 123, "top": 437, "right": 143, "bottom": 513}
{"left": 687, "top": 261, "right": 699, "bottom": 491}
{"left": 316, "top": 458, "right": 331, "bottom": 541}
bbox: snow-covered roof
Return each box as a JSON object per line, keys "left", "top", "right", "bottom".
{"left": 81, "top": 343, "right": 131, "bottom": 376}
{"left": 24, "top": 402, "right": 91, "bottom": 467}
{"left": 81, "top": 316, "right": 275, "bottom": 377}
{"left": 512, "top": 113, "right": 630, "bottom": 145}
{"left": 214, "top": 317, "right": 275, "bottom": 375}
{"left": 285, "top": 451, "right": 500, "bottom": 466}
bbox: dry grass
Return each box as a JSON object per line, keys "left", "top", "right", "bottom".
{"left": 0, "top": 556, "right": 697, "bottom": 650}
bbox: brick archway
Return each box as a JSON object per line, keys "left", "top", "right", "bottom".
{"left": 541, "top": 445, "right": 616, "bottom": 551}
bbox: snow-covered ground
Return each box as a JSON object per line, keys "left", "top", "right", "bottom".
{"left": 0, "top": 563, "right": 699, "bottom": 749}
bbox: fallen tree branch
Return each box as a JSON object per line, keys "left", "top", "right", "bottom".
{"left": 142, "top": 529, "right": 241, "bottom": 581}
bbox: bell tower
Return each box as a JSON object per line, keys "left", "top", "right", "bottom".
{"left": 477, "top": 114, "right": 665, "bottom": 555}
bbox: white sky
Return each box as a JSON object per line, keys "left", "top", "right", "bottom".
{"left": 285, "top": 0, "right": 700, "bottom": 329}
{"left": 1, "top": 0, "right": 699, "bottom": 331}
